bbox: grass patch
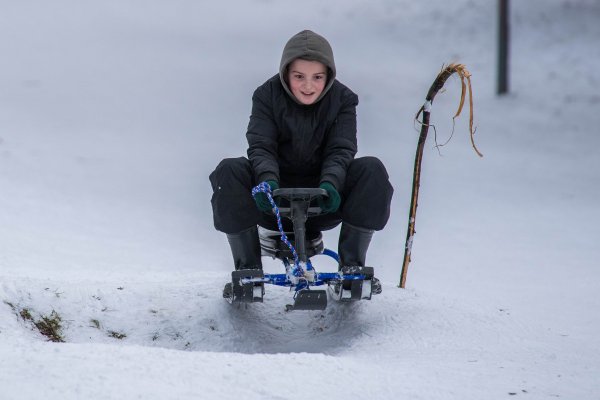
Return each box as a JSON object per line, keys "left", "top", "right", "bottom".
{"left": 20, "top": 308, "right": 33, "bottom": 321}
{"left": 34, "top": 311, "right": 64, "bottom": 343}
{"left": 4, "top": 301, "right": 65, "bottom": 343}
{"left": 108, "top": 330, "right": 127, "bottom": 340}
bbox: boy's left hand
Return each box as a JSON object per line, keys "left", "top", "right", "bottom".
{"left": 317, "top": 182, "right": 341, "bottom": 213}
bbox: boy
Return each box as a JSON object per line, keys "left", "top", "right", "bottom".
{"left": 210, "top": 30, "right": 393, "bottom": 291}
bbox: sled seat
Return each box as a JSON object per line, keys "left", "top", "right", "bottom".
{"left": 258, "top": 227, "right": 324, "bottom": 260}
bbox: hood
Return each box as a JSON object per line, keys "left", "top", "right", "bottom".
{"left": 279, "top": 30, "right": 336, "bottom": 105}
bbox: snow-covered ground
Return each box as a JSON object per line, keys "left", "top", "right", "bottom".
{"left": 1, "top": 1, "right": 599, "bottom": 399}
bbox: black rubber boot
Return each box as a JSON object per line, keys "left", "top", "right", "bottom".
{"left": 338, "top": 223, "right": 381, "bottom": 295}
{"left": 226, "top": 225, "right": 262, "bottom": 270}
{"left": 223, "top": 226, "right": 264, "bottom": 301}
{"left": 338, "top": 223, "right": 373, "bottom": 267}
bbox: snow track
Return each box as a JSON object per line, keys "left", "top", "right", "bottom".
{"left": 2, "top": 275, "right": 594, "bottom": 399}
{"left": 2, "top": 275, "right": 521, "bottom": 356}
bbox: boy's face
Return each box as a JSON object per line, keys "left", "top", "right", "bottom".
{"left": 287, "top": 59, "right": 327, "bottom": 105}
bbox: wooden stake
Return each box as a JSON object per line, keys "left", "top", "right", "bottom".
{"left": 399, "top": 64, "right": 481, "bottom": 289}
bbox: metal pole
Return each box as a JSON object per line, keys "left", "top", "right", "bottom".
{"left": 497, "top": 0, "right": 509, "bottom": 95}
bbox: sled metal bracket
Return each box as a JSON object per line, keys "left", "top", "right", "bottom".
{"left": 329, "top": 266, "right": 374, "bottom": 301}
{"left": 285, "top": 289, "right": 327, "bottom": 311}
{"left": 231, "top": 269, "right": 264, "bottom": 303}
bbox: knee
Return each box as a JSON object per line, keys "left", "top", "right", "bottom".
{"left": 212, "top": 157, "right": 253, "bottom": 181}
{"left": 210, "top": 157, "right": 253, "bottom": 190}
{"left": 347, "top": 156, "right": 393, "bottom": 199}
{"left": 214, "top": 157, "right": 251, "bottom": 175}
{"left": 343, "top": 157, "right": 393, "bottom": 230}
{"left": 350, "top": 156, "right": 389, "bottom": 178}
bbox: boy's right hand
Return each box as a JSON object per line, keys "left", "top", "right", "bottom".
{"left": 254, "top": 180, "right": 279, "bottom": 212}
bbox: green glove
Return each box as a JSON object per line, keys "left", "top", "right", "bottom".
{"left": 254, "top": 180, "right": 278, "bottom": 212}
{"left": 317, "top": 182, "right": 341, "bottom": 213}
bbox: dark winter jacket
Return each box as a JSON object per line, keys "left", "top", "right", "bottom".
{"left": 246, "top": 30, "right": 358, "bottom": 191}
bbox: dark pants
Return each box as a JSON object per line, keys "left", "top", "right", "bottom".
{"left": 209, "top": 157, "right": 393, "bottom": 234}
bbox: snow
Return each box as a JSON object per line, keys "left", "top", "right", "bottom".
{"left": 1, "top": 0, "right": 599, "bottom": 399}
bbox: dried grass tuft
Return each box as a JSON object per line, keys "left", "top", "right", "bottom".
{"left": 416, "top": 63, "right": 483, "bottom": 157}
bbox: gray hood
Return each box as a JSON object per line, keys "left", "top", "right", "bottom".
{"left": 279, "top": 30, "right": 336, "bottom": 105}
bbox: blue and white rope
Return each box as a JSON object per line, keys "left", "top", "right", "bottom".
{"left": 251, "top": 182, "right": 303, "bottom": 276}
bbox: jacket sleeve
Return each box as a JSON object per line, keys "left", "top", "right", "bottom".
{"left": 246, "top": 86, "right": 280, "bottom": 184}
{"left": 319, "top": 92, "right": 359, "bottom": 190}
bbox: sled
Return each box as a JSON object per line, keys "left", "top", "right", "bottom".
{"left": 224, "top": 187, "right": 377, "bottom": 311}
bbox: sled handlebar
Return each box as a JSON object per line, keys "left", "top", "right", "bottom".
{"left": 272, "top": 188, "right": 328, "bottom": 200}
{"left": 271, "top": 188, "right": 328, "bottom": 262}
{"left": 272, "top": 188, "right": 328, "bottom": 218}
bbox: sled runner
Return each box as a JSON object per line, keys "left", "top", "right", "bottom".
{"left": 223, "top": 185, "right": 378, "bottom": 311}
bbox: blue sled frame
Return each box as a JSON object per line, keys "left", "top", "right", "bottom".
{"left": 225, "top": 186, "right": 376, "bottom": 311}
